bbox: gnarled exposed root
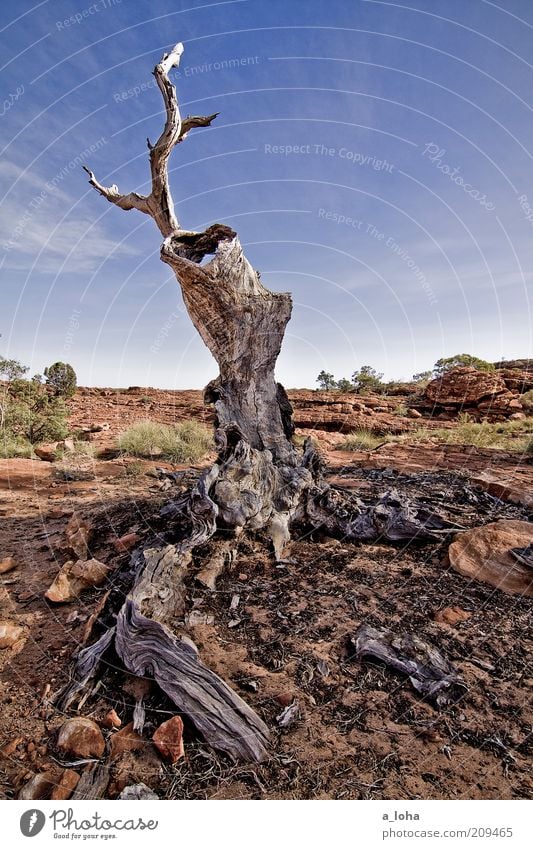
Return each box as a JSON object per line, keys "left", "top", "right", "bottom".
{"left": 115, "top": 601, "right": 269, "bottom": 762}
{"left": 58, "top": 430, "right": 454, "bottom": 763}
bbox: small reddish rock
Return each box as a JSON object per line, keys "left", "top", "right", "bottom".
{"left": 152, "top": 716, "right": 185, "bottom": 764}
{"left": 56, "top": 717, "right": 105, "bottom": 759}
{"left": 434, "top": 607, "right": 471, "bottom": 626}
{"left": 48, "top": 507, "right": 72, "bottom": 520}
{"left": 65, "top": 514, "right": 92, "bottom": 559}
{"left": 51, "top": 769, "right": 80, "bottom": 800}
{"left": 112, "top": 533, "right": 141, "bottom": 553}
{"left": 45, "top": 558, "right": 111, "bottom": 603}
{"left": 275, "top": 692, "right": 293, "bottom": 708}
{"left": 1, "top": 736, "right": 23, "bottom": 757}
{"left": 0, "top": 621, "right": 26, "bottom": 649}
{"left": 0, "top": 556, "right": 17, "bottom": 574}
{"left": 102, "top": 709, "right": 122, "bottom": 729}
{"left": 34, "top": 443, "right": 58, "bottom": 462}
{"left": 109, "top": 722, "right": 145, "bottom": 760}
{"left": 18, "top": 771, "right": 57, "bottom": 800}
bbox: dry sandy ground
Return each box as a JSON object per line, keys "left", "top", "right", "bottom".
{"left": 0, "top": 435, "right": 531, "bottom": 800}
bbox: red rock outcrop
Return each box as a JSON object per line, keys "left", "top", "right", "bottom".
{"left": 496, "top": 368, "right": 533, "bottom": 394}
{"left": 421, "top": 367, "right": 522, "bottom": 420}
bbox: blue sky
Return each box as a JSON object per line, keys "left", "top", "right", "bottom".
{"left": 1, "top": 0, "right": 532, "bottom": 388}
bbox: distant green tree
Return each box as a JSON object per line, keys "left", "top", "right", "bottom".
{"left": 351, "top": 365, "right": 384, "bottom": 394}
{"left": 44, "top": 361, "right": 77, "bottom": 398}
{"left": 336, "top": 377, "right": 354, "bottom": 393}
{"left": 412, "top": 370, "right": 433, "bottom": 383}
{"left": 316, "top": 370, "right": 337, "bottom": 391}
{"left": 433, "top": 354, "right": 494, "bottom": 377}
{"left": 0, "top": 356, "right": 28, "bottom": 381}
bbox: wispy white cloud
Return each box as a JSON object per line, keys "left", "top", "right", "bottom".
{"left": 1, "top": 158, "right": 138, "bottom": 273}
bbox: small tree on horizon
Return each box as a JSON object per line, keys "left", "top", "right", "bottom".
{"left": 412, "top": 370, "right": 433, "bottom": 384}
{"left": 44, "top": 361, "right": 77, "bottom": 398}
{"left": 336, "top": 377, "right": 354, "bottom": 392}
{"left": 0, "top": 356, "right": 29, "bottom": 382}
{"left": 352, "top": 365, "right": 384, "bottom": 394}
{"left": 433, "top": 354, "right": 494, "bottom": 377}
{"left": 316, "top": 370, "right": 337, "bottom": 391}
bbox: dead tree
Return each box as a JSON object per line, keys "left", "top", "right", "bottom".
{"left": 65, "top": 42, "right": 451, "bottom": 763}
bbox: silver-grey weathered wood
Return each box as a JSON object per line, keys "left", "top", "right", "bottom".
{"left": 72, "top": 40, "right": 451, "bottom": 764}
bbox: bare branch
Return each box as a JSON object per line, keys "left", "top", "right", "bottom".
{"left": 83, "top": 42, "right": 219, "bottom": 238}
{"left": 82, "top": 166, "right": 150, "bottom": 215}
{"left": 147, "top": 42, "right": 185, "bottom": 235}
{"left": 178, "top": 112, "right": 219, "bottom": 142}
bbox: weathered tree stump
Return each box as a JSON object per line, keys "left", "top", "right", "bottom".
{"left": 62, "top": 41, "right": 451, "bottom": 763}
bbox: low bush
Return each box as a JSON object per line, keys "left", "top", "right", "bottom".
{"left": 520, "top": 389, "right": 533, "bottom": 412}
{"left": 339, "top": 429, "right": 384, "bottom": 451}
{"left": 2, "top": 379, "right": 69, "bottom": 445}
{"left": 0, "top": 435, "right": 34, "bottom": 459}
{"left": 117, "top": 420, "right": 212, "bottom": 463}
{"left": 397, "top": 415, "right": 533, "bottom": 452}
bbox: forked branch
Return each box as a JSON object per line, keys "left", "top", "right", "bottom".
{"left": 84, "top": 41, "right": 219, "bottom": 237}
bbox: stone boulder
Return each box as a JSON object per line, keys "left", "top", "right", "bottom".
{"left": 0, "top": 621, "right": 26, "bottom": 649}
{"left": 424, "top": 367, "right": 507, "bottom": 406}
{"left": 0, "top": 556, "right": 17, "bottom": 574}
{"left": 56, "top": 717, "right": 105, "bottom": 759}
{"left": 496, "top": 368, "right": 533, "bottom": 394}
{"left": 448, "top": 520, "right": 533, "bottom": 597}
{"left": 45, "top": 558, "right": 111, "bottom": 603}
{"left": 34, "top": 443, "right": 58, "bottom": 462}
{"left": 422, "top": 367, "right": 520, "bottom": 419}
{"left": 18, "top": 771, "right": 58, "bottom": 800}
{"left": 64, "top": 513, "right": 93, "bottom": 559}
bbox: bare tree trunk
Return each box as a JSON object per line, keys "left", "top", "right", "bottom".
{"left": 82, "top": 42, "right": 313, "bottom": 541}
{"left": 72, "top": 42, "right": 317, "bottom": 762}
{"left": 66, "top": 42, "right": 450, "bottom": 763}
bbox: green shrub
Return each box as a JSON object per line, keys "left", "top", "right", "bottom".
{"left": 397, "top": 416, "right": 533, "bottom": 451}
{"left": 433, "top": 354, "right": 494, "bottom": 376}
{"left": 339, "top": 429, "right": 383, "bottom": 451}
{"left": 0, "top": 435, "right": 34, "bottom": 459}
{"left": 0, "top": 356, "right": 28, "bottom": 381}
{"left": 392, "top": 404, "right": 408, "bottom": 417}
{"left": 57, "top": 441, "right": 96, "bottom": 460}
{"left": 412, "top": 370, "right": 433, "bottom": 384}
{"left": 44, "top": 361, "right": 77, "bottom": 398}
{"left": 335, "top": 377, "right": 353, "bottom": 393}
{"left": 118, "top": 420, "right": 212, "bottom": 463}
{"left": 520, "top": 389, "right": 533, "bottom": 413}
{"left": 351, "top": 365, "right": 385, "bottom": 395}
{"left": 523, "top": 436, "right": 533, "bottom": 455}
{"left": 2, "top": 379, "right": 69, "bottom": 444}
{"left": 124, "top": 460, "right": 145, "bottom": 477}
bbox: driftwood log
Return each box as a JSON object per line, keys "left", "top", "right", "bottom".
{"left": 61, "top": 41, "right": 453, "bottom": 763}
{"left": 352, "top": 625, "right": 467, "bottom": 707}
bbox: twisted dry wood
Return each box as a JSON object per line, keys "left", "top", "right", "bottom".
{"left": 73, "top": 40, "right": 454, "bottom": 764}
{"left": 353, "top": 624, "right": 467, "bottom": 706}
